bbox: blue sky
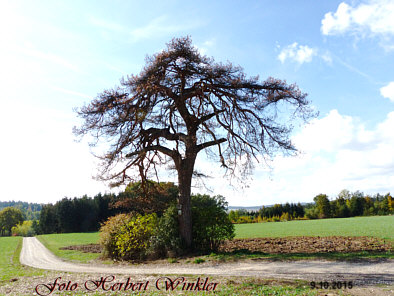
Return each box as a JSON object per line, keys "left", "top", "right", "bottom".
{"left": 1, "top": 0, "right": 393, "bottom": 206}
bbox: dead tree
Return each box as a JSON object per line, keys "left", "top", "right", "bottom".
{"left": 74, "top": 37, "right": 315, "bottom": 249}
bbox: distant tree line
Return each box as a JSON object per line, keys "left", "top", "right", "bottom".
{"left": 0, "top": 201, "right": 42, "bottom": 220}
{"left": 38, "top": 181, "right": 180, "bottom": 234}
{"left": 229, "top": 190, "right": 393, "bottom": 223}
{"left": 229, "top": 202, "right": 305, "bottom": 223}
{"left": 4, "top": 187, "right": 393, "bottom": 235}
{"left": 39, "top": 193, "right": 119, "bottom": 234}
{"left": 306, "top": 190, "right": 393, "bottom": 219}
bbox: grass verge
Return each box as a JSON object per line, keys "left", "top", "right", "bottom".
{"left": 207, "top": 249, "right": 393, "bottom": 262}
{"left": 39, "top": 278, "right": 322, "bottom": 296}
{"left": 0, "top": 236, "right": 45, "bottom": 283}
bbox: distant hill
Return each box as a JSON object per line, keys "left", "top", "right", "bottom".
{"left": 0, "top": 201, "right": 42, "bottom": 220}
{"left": 228, "top": 205, "right": 263, "bottom": 212}
{"left": 228, "top": 202, "right": 310, "bottom": 212}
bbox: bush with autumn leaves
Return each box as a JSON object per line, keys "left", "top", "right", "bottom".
{"left": 99, "top": 181, "right": 234, "bottom": 260}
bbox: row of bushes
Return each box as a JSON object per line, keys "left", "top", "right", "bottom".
{"left": 229, "top": 190, "right": 393, "bottom": 224}
{"left": 229, "top": 212, "right": 309, "bottom": 224}
{"left": 99, "top": 194, "right": 234, "bottom": 260}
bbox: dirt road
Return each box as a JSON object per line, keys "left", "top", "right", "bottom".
{"left": 20, "top": 237, "right": 393, "bottom": 286}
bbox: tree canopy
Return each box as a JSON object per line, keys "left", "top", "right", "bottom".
{"left": 74, "top": 37, "right": 315, "bottom": 248}
{"left": 0, "top": 207, "right": 24, "bottom": 236}
{"left": 113, "top": 180, "right": 178, "bottom": 216}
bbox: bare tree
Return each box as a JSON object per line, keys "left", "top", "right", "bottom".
{"left": 74, "top": 37, "right": 315, "bottom": 249}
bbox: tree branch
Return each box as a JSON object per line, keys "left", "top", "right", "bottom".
{"left": 126, "top": 145, "right": 181, "bottom": 161}
{"left": 196, "top": 138, "right": 227, "bottom": 152}
{"left": 141, "top": 127, "right": 187, "bottom": 143}
{"left": 197, "top": 109, "right": 226, "bottom": 125}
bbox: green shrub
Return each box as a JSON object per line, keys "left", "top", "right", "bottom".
{"left": 115, "top": 213, "right": 157, "bottom": 260}
{"left": 11, "top": 221, "right": 35, "bottom": 237}
{"left": 101, "top": 194, "right": 234, "bottom": 259}
{"left": 149, "top": 204, "right": 183, "bottom": 257}
{"left": 191, "top": 194, "right": 235, "bottom": 251}
{"left": 99, "top": 213, "right": 131, "bottom": 258}
{"left": 237, "top": 215, "right": 253, "bottom": 223}
{"left": 280, "top": 212, "right": 291, "bottom": 222}
{"left": 150, "top": 194, "right": 235, "bottom": 256}
{"left": 193, "top": 258, "right": 205, "bottom": 264}
{"left": 99, "top": 213, "right": 158, "bottom": 260}
{"left": 305, "top": 207, "right": 319, "bottom": 219}
{"left": 271, "top": 215, "right": 280, "bottom": 222}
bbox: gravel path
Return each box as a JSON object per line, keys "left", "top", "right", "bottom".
{"left": 20, "top": 237, "right": 394, "bottom": 286}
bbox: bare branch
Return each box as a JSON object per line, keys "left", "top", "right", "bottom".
{"left": 196, "top": 138, "right": 227, "bottom": 152}
{"left": 126, "top": 145, "right": 181, "bottom": 162}
{"left": 74, "top": 36, "right": 315, "bottom": 187}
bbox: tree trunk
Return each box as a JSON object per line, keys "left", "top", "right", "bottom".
{"left": 177, "top": 158, "right": 195, "bottom": 249}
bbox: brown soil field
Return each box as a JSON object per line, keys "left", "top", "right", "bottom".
{"left": 60, "top": 243, "right": 102, "bottom": 253}
{"left": 219, "top": 236, "right": 393, "bottom": 254}
{"left": 60, "top": 236, "right": 393, "bottom": 254}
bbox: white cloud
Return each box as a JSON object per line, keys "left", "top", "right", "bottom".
{"left": 321, "top": 52, "right": 333, "bottom": 64}
{"left": 196, "top": 38, "right": 216, "bottom": 55}
{"left": 278, "top": 42, "right": 317, "bottom": 64}
{"left": 198, "top": 110, "right": 394, "bottom": 206}
{"left": 380, "top": 81, "right": 394, "bottom": 102}
{"left": 292, "top": 110, "right": 356, "bottom": 153}
{"left": 283, "top": 110, "right": 394, "bottom": 198}
{"left": 321, "top": 2, "right": 353, "bottom": 35}
{"left": 6, "top": 104, "right": 391, "bottom": 206}
{"left": 0, "top": 103, "right": 113, "bottom": 203}
{"left": 321, "top": 0, "right": 394, "bottom": 48}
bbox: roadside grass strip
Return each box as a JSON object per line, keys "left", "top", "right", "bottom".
{"left": 37, "top": 278, "right": 320, "bottom": 296}
{"left": 0, "top": 236, "right": 44, "bottom": 283}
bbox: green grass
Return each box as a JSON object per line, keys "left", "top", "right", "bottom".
{"left": 209, "top": 249, "right": 394, "bottom": 261}
{"left": 61, "top": 285, "right": 321, "bottom": 296}
{"left": 193, "top": 257, "right": 205, "bottom": 264}
{"left": 35, "top": 216, "right": 394, "bottom": 263}
{"left": 0, "top": 236, "right": 44, "bottom": 283}
{"left": 234, "top": 216, "right": 394, "bottom": 240}
{"left": 36, "top": 232, "right": 101, "bottom": 263}
{"left": 47, "top": 278, "right": 321, "bottom": 296}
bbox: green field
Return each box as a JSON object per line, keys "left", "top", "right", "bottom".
{"left": 234, "top": 216, "right": 394, "bottom": 240}
{"left": 36, "top": 216, "right": 394, "bottom": 255}
{"left": 0, "top": 237, "right": 319, "bottom": 295}
{"left": 32, "top": 216, "right": 393, "bottom": 264}
{"left": 0, "top": 237, "right": 44, "bottom": 282}
{"left": 37, "top": 232, "right": 101, "bottom": 263}
{"left": 2, "top": 217, "right": 392, "bottom": 295}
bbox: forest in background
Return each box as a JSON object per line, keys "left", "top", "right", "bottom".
{"left": 1, "top": 186, "right": 393, "bottom": 236}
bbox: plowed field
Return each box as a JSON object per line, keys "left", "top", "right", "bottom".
{"left": 61, "top": 236, "right": 392, "bottom": 254}
{"left": 219, "top": 236, "right": 393, "bottom": 253}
